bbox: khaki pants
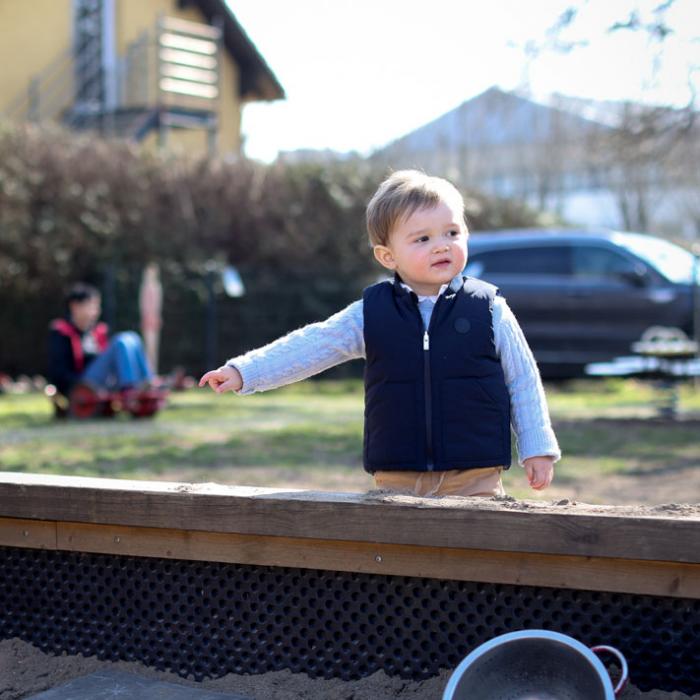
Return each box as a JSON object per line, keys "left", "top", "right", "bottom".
{"left": 374, "top": 467, "right": 505, "bottom": 497}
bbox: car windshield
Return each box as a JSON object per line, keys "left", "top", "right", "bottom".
{"left": 613, "top": 233, "right": 700, "bottom": 284}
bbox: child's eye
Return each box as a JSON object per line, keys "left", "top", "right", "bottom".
{"left": 415, "top": 236, "right": 429, "bottom": 243}
{"left": 448, "top": 229, "right": 460, "bottom": 237}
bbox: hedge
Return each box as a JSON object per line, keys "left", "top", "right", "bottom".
{"left": 0, "top": 121, "right": 546, "bottom": 378}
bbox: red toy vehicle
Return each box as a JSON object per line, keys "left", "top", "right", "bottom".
{"left": 46, "top": 382, "right": 168, "bottom": 419}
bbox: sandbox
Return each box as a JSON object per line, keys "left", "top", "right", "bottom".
{"left": 0, "top": 472, "right": 698, "bottom": 697}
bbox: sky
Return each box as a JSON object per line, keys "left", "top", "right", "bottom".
{"left": 227, "top": 0, "right": 699, "bottom": 162}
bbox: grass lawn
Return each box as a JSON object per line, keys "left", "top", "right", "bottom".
{"left": 1, "top": 378, "right": 699, "bottom": 504}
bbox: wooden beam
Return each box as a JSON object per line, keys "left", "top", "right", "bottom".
{"left": 0, "top": 517, "right": 693, "bottom": 598}
{"left": 1, "top": 472, "right": 699, "bottom": 565}
{"left": 0, "top": 516, "right": 55, "bottom": 550}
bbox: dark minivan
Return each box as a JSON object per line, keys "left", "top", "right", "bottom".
{"left": 465, "top": 229, "right": 699, "bottom": 378}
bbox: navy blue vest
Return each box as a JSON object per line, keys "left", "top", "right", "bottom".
{"left": 362, "top": 275, "right": 512, "bottom": 473}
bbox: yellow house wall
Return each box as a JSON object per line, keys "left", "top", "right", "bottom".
{"left": 0, "top": 0, "right": 73, "bottom": 118}
{"left": 218, "top": 50, "right": 242, "bottom": 155}
{"left": 1, "top": 0, "right": 244, "bottom": 156}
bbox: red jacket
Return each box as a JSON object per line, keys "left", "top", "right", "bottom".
{"left": 48, "top": 319, "right": 109, "bottom": 394}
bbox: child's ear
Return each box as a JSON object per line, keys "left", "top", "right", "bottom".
{"left": 373, "top": 245, "right": 396, "bottom": 270}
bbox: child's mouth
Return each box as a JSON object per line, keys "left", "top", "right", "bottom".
{"left": 432, "top": 259, "right": 451, "bottom": 269}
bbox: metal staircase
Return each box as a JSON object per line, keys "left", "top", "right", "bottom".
{"left": 4, "top": 15, "right": 222, "bottom": 150}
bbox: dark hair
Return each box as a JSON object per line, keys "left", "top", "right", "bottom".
{"left": 65, "top": 282, "right": 100, "bottom": 307}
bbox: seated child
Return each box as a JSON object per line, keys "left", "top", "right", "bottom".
{"left": 200, "top": 170, "right": 560, "bottom": 496}
{"left": 48, "top": 282, "right": 153, "bottom": 397}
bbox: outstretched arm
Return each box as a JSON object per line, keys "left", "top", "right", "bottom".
{"left": 199, "top": 300, "right": 365, "bottom": 395}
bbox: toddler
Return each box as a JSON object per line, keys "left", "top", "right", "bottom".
{"left": 200, "top": 170, "right": 560, "bottom": 496}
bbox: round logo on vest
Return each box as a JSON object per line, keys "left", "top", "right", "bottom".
{"left": 454, "top": 318, "right": 471, "bottom": 334}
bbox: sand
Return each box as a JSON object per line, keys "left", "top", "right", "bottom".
{"left": 1, "top": 638, "right": 699, "bottom": 700}
{"left": 363, "top": 491, "right": 700, "bottom": 518}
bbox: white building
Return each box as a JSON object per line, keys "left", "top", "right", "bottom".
{"left": 372, "top": 87, "right": 699, "bottom": 238}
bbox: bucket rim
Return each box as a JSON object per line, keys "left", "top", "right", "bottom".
{"left": 441, "top": 629, "right": 615, "bottom": 700}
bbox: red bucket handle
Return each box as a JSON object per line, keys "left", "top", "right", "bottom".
{"left": 591, "top": 645, "right": 629, "bottom": 696}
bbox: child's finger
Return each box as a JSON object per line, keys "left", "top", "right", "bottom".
{"left": 533, "top": 470, "right": 552, "bottom": 490}
{"left": 198, "top": 371, "right": 216, "bottom": 387}
{"left": 216, "top": 378, "right": 237, "bottom": 393}
{"left": 529, "top": 470, "right": 544, "bottom": 489}
{"left": 200, "top": 372, "right": 226, "bottom": 391}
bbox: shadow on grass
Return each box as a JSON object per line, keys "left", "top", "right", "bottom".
{"left": 552, "top": 416, "right": 700, "bottom": 483}
{"left": 555, "top": 417, "right": 700, "bottom": 451}
{"left": 95, "top": 413, "right": 698, "bottom": 484}
{"left": 5, "top": 423, "right": 364, "bottom": 479}
{"left": 160, "top": 397, "right": 358, "bottom": 426}
{"left": 4, "top": 388, "right": 698, "bottom": 486}
{"left": 0, "top": 412, "right": 55, "bottom": 430}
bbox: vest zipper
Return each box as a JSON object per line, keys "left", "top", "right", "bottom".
{"left": 423, "top": 329, "right": 433, "bottom": 470}
{"left": 422, "top": 293, "right": 446, "bottom": 471}
{"left": 414, "top": 291, "right": 446, "bottom": 471}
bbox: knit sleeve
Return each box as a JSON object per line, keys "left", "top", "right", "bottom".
{"left": 226, "top": 300, "right": 365, "bottom": 394}
{"left": 492, "top": 297, "right": 561, "bottom": 465}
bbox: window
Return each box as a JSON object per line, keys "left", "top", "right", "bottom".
{"left": 469, "top": 246, "right": 571, "bottom": 276}
{"left": 571, "top": 246, "right": 639, "bottom": 280}
{"left": 613, "top": 233, "right": 699, "bottom": 284}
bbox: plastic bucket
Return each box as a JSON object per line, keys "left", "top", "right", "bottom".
{"left": 442, "top": 630, "right": 628, "bottom": 700}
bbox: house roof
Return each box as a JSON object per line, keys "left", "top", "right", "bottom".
{"left": 178, "top": 0, "right": 284, "bottom": 101}
{"left": 376, "top": 86, "right": 610, "bottom": 156}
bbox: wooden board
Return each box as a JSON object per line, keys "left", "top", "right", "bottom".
{"left": 1, "top": 472, "right": 698, "bottom": 564}
{"left": 0, "top": 516, "right": 697, "bottom": 598}
{"left": 0, "top": 516, "right": 55, "bottom": 550}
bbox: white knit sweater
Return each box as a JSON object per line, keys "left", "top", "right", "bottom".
{"left": 228, "top": 282, "right": 561, "bottom": 466}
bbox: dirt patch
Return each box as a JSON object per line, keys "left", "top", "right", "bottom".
{"left": 362, "top": 489, "right": 700, "bottom": 519}
{"left": 1, "top": 639, "right": 698, "bottom": 700}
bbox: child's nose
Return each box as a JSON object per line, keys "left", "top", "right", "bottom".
{"left": 433, "top": 243, "right": 450, "bottom": 253}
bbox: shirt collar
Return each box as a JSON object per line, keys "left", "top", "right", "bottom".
{"left": 400, "top": 282, "right": 448, "bottom": 303}
{"left": 396, "top": 273, "right": 464, "bottom": 302}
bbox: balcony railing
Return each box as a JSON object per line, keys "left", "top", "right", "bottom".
{"left": 4, "top": 15, "right": 222, "bottom": 143}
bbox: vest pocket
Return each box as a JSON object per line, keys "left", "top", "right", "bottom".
{"left": 365, "top": 381, "right": 419, "bottom": 465}
{"left": 440, "top": 377, "right": 510, "bottom": 464}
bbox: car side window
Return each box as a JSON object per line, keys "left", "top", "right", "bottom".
{"left": 572, "top": 246, "right": 640, "bottom": 281}
{"left": 469, "top": 246, "right": 572, "bottom": 275}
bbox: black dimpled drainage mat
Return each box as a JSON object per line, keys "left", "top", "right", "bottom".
{"left": 1, "top": 547, "right": 698, "bottom": 694}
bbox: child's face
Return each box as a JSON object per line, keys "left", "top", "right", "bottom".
{"left": 373, "top": 199, "right": 468, "bottom": 296}
{"left": 69, "top": 296, "right": 101, "bottom": 331}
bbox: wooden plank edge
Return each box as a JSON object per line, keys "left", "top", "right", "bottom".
{"left": 2, "top": 480, "right": 699, "bottom": 565}
{"left": 3, "top": 472, "right": 698, "bottom": 524}
{"left": 0, "top": 517, "right": 56, "bottom": 550}
{"left": 1, "top": 517, "right": 697, "bottom": 600}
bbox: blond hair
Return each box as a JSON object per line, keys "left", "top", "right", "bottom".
{"left": 366, "top": 170, "right": 466, "bottom": 247}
